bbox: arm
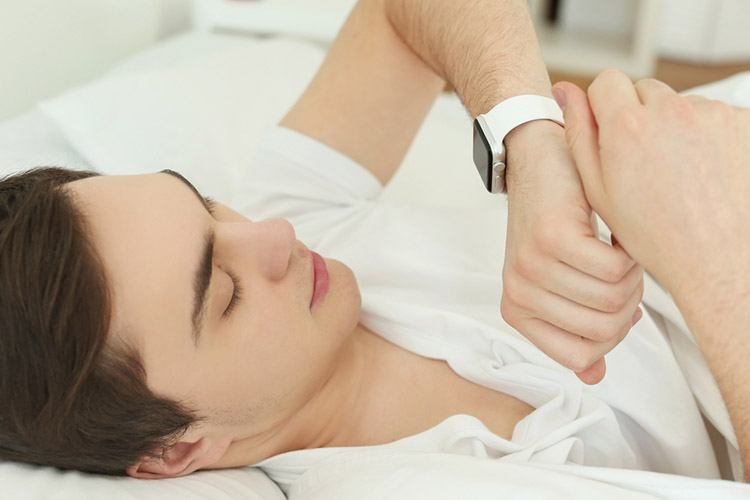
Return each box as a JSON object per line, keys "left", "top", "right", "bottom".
{"left": 283, "top": 0, "right": 642, "bottom": 383}
{"left": 281, "top": 0, "right": 553, "bottom": 184}
{"left": 556, "top": 71, "right": 750, "bottom": 480}
{"left": 387, "top": 1, "right": 644, "bottom": 383}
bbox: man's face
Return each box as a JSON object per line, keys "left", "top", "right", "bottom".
{"left": 67, "top": 172, "right": 361, "bottom": 461}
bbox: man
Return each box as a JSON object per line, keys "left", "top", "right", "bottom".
{"left": 0, "top": 0, "right": 741, "bottom": 486}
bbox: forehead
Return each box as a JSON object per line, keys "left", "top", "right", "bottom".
{"left": 67, "top": 173, "right": 206, "bottom": 372}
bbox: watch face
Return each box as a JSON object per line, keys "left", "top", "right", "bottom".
{"left": 472, "top": 119, "right": 493, "bottom": 192}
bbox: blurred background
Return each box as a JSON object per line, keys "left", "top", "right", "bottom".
{"left": 1, "top": 0, "right": 749, "bottom": 123}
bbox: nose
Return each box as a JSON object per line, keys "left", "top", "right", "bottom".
{"left": 217, "top": 218, "right": 296, "bottom": 281}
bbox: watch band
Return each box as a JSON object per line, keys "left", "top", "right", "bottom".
{"left": 481, "top": 94, "right": 564, "bottom": 147}
{"left": 477, "top": 95, "right": 565, "bottom": 193}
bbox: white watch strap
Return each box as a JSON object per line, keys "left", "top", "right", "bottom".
{"left": 481, "top": 94, "right": 565, "bottom": 151}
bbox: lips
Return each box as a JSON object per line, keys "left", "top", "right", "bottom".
{"left": 310, "top": 251, "right": 330, "bottom": 309}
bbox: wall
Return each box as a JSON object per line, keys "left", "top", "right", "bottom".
{"left": 657, "top": 0, "right": 750, "bottom": 63}
{"left": 0, "top": 0, "right": 191, "bottom": 122}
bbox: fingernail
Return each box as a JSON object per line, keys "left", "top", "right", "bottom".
{"left": 552, "top": 87, "right": 567, "bottom": 111}
{"left": 631, "top": 308, "right": 643, "bottom": 327}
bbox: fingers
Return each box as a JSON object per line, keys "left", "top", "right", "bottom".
{"left": 586, "top": 69, "right": 640, "bottom": 124}
{"left": 554, "top": 230, "right": 636, "bottom": 284}
{"left": 576, "top": 358, "right": 606, "bottom": 385}
{"left": 634, "top": 78, "right": 677, "bottom": 105}
{"left": 506, "top": 270, "right": 644, "bottom": 344}
{"left": 515, "top": 312, "right": 636, "bottom": 378}
{"left": 552, "top": 81, "right": 607, "bottom": 217}
{"left": 541, "top": 258, "right": 644, "bottom": 314}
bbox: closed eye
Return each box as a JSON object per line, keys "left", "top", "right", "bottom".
{"left": 223, "top": 270, "right": 242, "bottom": 317}
{"left": 200, "top": 196, "right": 241, "bottom": 318}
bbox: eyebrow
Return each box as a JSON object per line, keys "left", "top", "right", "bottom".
{"left": 159, "top": 169, "right": 214, "bottom": 347}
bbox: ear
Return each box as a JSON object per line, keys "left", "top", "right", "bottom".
{"left": 126, "top": 435, "right": 232, "bottom": 479}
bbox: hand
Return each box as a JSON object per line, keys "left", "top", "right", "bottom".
{"left": 554, "top": 71, "right": 750, "bottom": 301}
{"left": 500, "top": 120, "right": 644, "bottom": 385}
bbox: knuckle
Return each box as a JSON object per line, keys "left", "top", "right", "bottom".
{"left": 708, "top": 99, "right": 736, "bottom": 125}
{"left": 604, "top": 259, "right": 630, "bottom": 283}
{"left": 589, "top": 69, "right": 629, "bottom": 104}
{"left": 500, "top": 296, "right": 516, "bottom": 326}
{"left": 533, "top": 220, "right": 561, "bottom": 255}
{"left": 563, "top": 349, "right": 596, "bottom": 373}
{"left": 634, "top": 77, "right": 660, "bottom": 90}
{"left": 613, "top": 108, "right": 644, "bottom": 137}
{"left": 514, "top": 250, "right": 538, "bottom": 281}
{"left": 685, "top": 94, "right": 708, "bottom": 104}
{"left": 586, "top": 326, "right": 615, "bottom": 343}
{"left": 599, "top": 291, "right": 628, "bottom": 313}
{"left": 502, "top": 275, "right": 528, "bottom": 310}
{"left": 602, "top": 268, "right": 621, "bottom": 284}
{"left": 585, "top": 316, "right": 623, "bottom": 342}
{"left": 636, "top": 78, "right": 676, "bottom": 95}
{"left": 708, "top": 98, "right": 732, "bottom": 114}
{"left": 592, "top": 68, "right": 624, "bottom": 88}
{"left": 665, "top": 95, "right": 698, "bottom": 123}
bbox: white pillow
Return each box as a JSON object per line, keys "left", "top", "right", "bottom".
{"left": 39, "top": 31, "right": 491, "bottom": 210}
{"left": 0, "top": 460, "right": 285, "bottom": 500}
{"left": 39, "top": 33, "right": 327, "bottom": 205}
{"left": 193, "top": 0, "right": 357, "bottom": 44}
{"left": 0, "top": 109, "right": 90, "bottom": 176}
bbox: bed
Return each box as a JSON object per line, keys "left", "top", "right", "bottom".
{"left": 2, "top": 26, "right": 750, "bottom": 500}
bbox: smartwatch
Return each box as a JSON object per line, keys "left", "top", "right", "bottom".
{"left": 472, "top": 95, "right": 564, "bottom": 194}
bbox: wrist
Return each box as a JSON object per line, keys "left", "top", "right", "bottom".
{"left": 505, "top": 120, "right": 568, "bottom": 191}
{"left": 505, "top": 118, "right": 565, "bottom": 149}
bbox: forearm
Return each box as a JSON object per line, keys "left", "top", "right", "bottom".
{"left": 674, "top": 283, "right": 750, "bottom": 481}
{"left": 384, "top": 0, "right": 553, "bottom": 118}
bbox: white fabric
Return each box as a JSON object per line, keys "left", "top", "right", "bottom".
{"left": 681, "top": 71, "right": 750, "bottom": 108}
{"left": 1, "top": 30, "right": 749, "bottom": 500}
{"left": 0, "top": 109, "right": 90, "bottom": 176}
{"left": 0, "top": 460, "right": 283, "bottom": 500}
{"left": 243, "top": 126, "right": 746, "bottom": 497}
{"left": 37, "top": 33, "right": 327, "bottom": 204}
{"left": 286, "top": 454, "right": 750, "bottom": 500}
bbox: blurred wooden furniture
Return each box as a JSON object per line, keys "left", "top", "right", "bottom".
{"left": 529, "top": 0, "right": 660, "bottom": 79}
{"left": 550, "top": 59, "right": 750, "bottom": 92}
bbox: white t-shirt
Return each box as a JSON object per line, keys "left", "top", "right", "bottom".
{"left": 231, "top": 126, "right": 734, "bottom": 493}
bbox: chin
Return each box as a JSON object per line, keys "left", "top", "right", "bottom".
{"left": 321, "top": 258, "right": 362, "bottom": 328}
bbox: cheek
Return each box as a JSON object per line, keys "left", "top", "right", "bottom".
{"left": 202, "top": 261, "right": 362, "bottom": 416}
{"left": 225, "top": 302, "right": 317, "bottom": 386}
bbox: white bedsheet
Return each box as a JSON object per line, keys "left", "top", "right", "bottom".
{"left": 286, "top": 453, "right": 750, "bottom": 499}
{"left": 0, "top": 30, "right": 749, "bottom": 499}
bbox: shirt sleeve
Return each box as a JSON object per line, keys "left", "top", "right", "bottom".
{"left": 231, "top": 126, "right": 383, "bottom": 226}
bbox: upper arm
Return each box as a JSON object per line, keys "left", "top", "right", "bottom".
{"left": 279, "top": 0, "right": 445, "bottom": 186}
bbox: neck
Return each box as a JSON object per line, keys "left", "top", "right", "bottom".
{"left": 215, "top": 323, "right": 390, "bottom": 467}
{"left": 290, "top": 323, "right": 385, "bottom": 449}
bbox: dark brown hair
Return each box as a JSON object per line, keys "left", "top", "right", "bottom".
{"left": 0, "top": 167, "right": 198, "bottom": 474}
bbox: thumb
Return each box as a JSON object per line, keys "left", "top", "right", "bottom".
{"left": 552, "top": 82, "right": 607, "bottom": 216}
